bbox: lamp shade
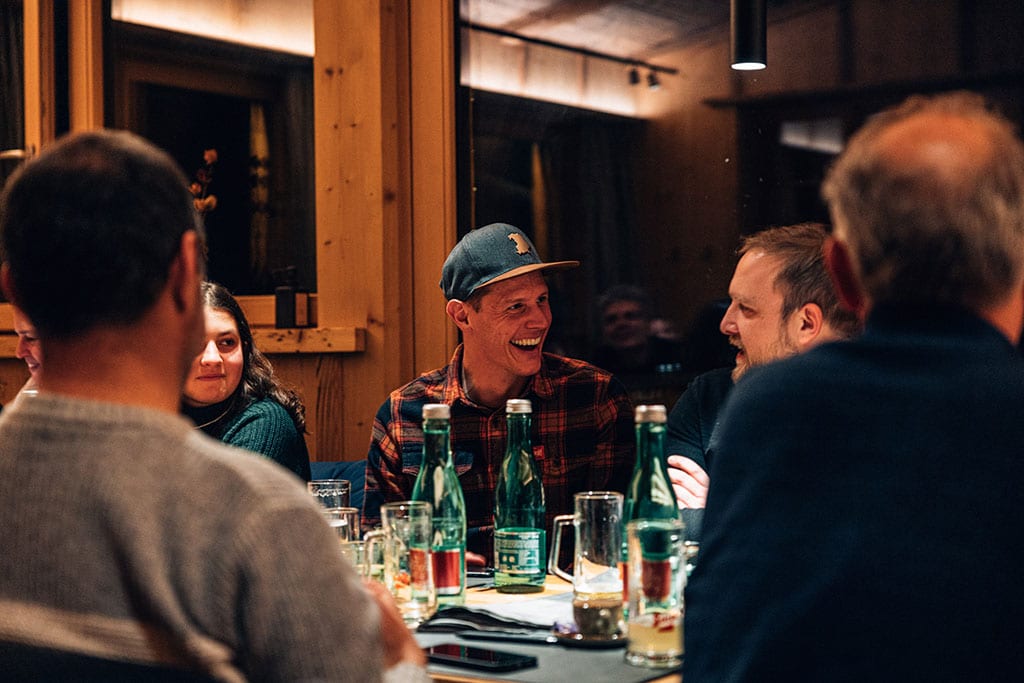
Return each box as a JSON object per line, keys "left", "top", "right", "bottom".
{"left": 731, "top": 0, "right": 767, "bottom": 70}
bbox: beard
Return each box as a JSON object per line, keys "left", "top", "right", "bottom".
{"left": 729, "top": 326, "right": 798, "bottom": 382}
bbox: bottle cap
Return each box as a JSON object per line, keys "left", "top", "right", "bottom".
{"left": 634, "top": 404, "right": 667, "bottom": 424}
{"left": 506, "top": 398, "right": 532, "bottom": 414}
{"left": 422, "top": 403, "right": 451, "bottom": 419}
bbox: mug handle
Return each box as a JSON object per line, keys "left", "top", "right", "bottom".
{"left": 548, "top": 514, "right": 574, "bottom": 582}
{"left": 364, "top": 529, "right": 386, "bottom": 585}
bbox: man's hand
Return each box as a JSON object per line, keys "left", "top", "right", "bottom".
{"left": 667, "top": 455, "right": 709, "bottom": 508}
{"left": 363, "top": 579, "right": 426, "bottom": 669}
{"left": 466, "top": 551, "right": 488, "bottom": 568}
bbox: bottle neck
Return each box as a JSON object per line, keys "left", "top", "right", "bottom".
{"left": 635, "top": 421, "right": 668, "bottom": 473}
{"left": 422, "top": 418, "right": 453, "bottom": 467}
{"left": 505, "top": 414, "right": 532, "bottom": 457}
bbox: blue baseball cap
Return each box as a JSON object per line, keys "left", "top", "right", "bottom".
{"left": 440, "top": 223, "right": 579, "bottom": 301}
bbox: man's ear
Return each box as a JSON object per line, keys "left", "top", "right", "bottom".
{"left": 0, "top": 263, "right": 18, "bottom": 305}
{"left": 792, "top": 302, "right": 825, "bottom": 350}
{"left": 824, "top": 237, "right": 866, "bottom": 318}
{"left": 446, "top": 299, "right": 471, "bottom": 330}
{"left": 168, "top": 231, "right": 202, "bottom": 314}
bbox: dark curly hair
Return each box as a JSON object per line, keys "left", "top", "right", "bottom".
{"left": 201, "top": 281, "right": 306, "bottom": 433}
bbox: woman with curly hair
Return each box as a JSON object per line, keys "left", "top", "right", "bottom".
{"left": 182, "top": 281, "right": 312, "bottom": 481}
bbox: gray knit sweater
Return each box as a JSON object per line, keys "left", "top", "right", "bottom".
{"left": 0, "top": 393, "right": 382, "bottom": 682}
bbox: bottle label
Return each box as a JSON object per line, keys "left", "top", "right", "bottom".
{"left": 495, "top": 530, "right": 543, "bottom": 574}
{"left": 642, "top": 558, "right": 672, "bottom": 601}
{"left": 409, "top": 547, "right": 430, "bottom": 590}
{"left": 433, "top": 548, "right": 462, "bottom": 594}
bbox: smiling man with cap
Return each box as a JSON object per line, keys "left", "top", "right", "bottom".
{"left": 363, "top": 223, "right": 635, "bottom": 561}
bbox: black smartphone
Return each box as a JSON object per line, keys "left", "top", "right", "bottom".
{"left": 425, "top": 643, "right": 538, "bottom": 672}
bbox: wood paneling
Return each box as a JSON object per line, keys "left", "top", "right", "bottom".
{"left": 6, "top": 2, "right": 456, "bottom": 464}
{"left": 68, "top": 0, "right": 104, "bottom": 131}
{"left": 22, "top": 0, "right": 55, "bottom": 152}
{"left": 310, "top": 0, "right": 455, "bottom": 460}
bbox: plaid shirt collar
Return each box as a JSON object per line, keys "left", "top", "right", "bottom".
{"left": 442, "top": 344, "right": 558, "bottom": 409}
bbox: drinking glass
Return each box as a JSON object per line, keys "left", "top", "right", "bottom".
{"left": 365, "top": 501, "right": 436, "bottom": 625}
{"left": 321, "top": 506, "right": 361, "bottom": 542}
{"left": 625, "top": 518, "right": 686, "bottom": 668}
{"left": 339, "top": 540, "right": 368, "bottom": 577}
{"left": 549, "top": 491, "right": 624, "bottom": 638}
{"left": 307, "top": 479, "right": 351, "bottom": 509}
{"left": 320, "top": 506, "right": 364, "bottom": 575}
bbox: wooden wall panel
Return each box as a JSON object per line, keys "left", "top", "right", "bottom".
{"left": 267, "top": 354, "right": 347, "bottom": 460}
{"left": 0, "top": 359, "right": 28, "bottom": 406}
{"left": 633, "top": 38, "right": 740, "bottom": 333}
{"left": 851, "top": 1, "right": 959, "bottom": 84}
{"left": 742, "top": 4, "right": 843, "bottom": 97}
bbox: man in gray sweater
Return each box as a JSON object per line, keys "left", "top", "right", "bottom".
{"left": 0, "top": 130, "right": 424, "bottom": 681}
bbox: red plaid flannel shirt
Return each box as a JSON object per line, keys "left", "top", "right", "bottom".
{"left": 363, "top": 346, "right": 636, "bottom": 560}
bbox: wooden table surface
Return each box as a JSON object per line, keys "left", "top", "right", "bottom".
{"left": 423, "top": 576, "right": 681, "bottom": 683}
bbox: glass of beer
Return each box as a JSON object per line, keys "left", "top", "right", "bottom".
{"left": 625, "top": 518, "right": 686, "bottom": 668}
{"left": 365, "top": 501, "right": 436, "bottom": 626}
{"left": 549, "top": 491, "right": 624, "bottom": 639}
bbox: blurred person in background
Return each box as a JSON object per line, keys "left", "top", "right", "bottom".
{"left": 592, "top": 284, "right": 685, "bottom": 376}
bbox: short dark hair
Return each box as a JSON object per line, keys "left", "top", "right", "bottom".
{"left": 201, "top": 281, "right": 306, "bottom": 433}
{"left": 596, "top": 284, "right": 653, "bottom": 320}
{"left": 739, "top": 223, "right": 861, "bottom": 339}
{"left": 0, "top": 130, "right": 203, "bottom": 339}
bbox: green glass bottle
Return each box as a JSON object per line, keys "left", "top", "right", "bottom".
{"left": 622, "top": 404, "right": 681, "bottom": 598}
{"left": 494, "top": 398, "right": 546, "bottom": 593}
{"left": 411, "top": 403, "right": 467, "bottom": 606}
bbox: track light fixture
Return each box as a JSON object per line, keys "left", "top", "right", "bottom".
{"left": 463, "top": 21, "right": 678, "bottom": 88}
{"left": 731, "top": 0, "right": 767, "bottom": 71}
{"left": 647, "top": 71, "right": 660, "bottom": 90}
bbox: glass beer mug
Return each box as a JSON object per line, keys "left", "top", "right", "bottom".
{"left": 549, "top": 491, "right": 624, "bottom": 639}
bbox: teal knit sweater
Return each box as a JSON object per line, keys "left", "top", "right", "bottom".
{"left": 185, "top": 398, "right": 312, "bottom": 481}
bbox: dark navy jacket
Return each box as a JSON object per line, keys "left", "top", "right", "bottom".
{"left": 685, "top": 305, "right": 1024, "bottom": 682}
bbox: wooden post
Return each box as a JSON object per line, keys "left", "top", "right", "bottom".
{"left": 22, "top": 0, "right": 55, "bottom": 153}
{"left": 68, "top": 0, "right": 105, "bottom": 131}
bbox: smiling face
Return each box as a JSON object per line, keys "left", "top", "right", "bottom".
{"left": 182, "top": 307, "right": 245, "bottom": 407}
{"left": 12, "top": 307, "right": 42, "bottom": 378}
{"left": 458, "top": 272, "right": 552, "bottom": 399}
{"left": 601, "top": 300, "right": 649, "bottom": 350}
{"left": 719, "top": 250, "right": 799, "bottom": 381}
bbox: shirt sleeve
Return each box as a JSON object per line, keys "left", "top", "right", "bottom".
{"left": 222, "top": 400, "right": 311, "bottom": 481}
{"left": 588, "top": 375, "right": 636, "bottom": 491}
{"left": 363, "top": 397, "right": 409, "bottom": 529}
{"left": 234, "top": 498, "right": 384, "bottom": 681}
{"left": 665, "top": 380, "right": 709, "bottom": 471}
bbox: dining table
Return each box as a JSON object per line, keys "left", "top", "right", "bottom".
{"left": 415, "top": 575, "right": 682, "bottom": 683}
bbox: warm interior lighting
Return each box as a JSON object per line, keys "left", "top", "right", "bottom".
{"left": 731, "top": 0, "right": 767, "bottom": 71}
{"left": 111, "top": 0, "right": 314, "bottom": 56}
{"left": 462, "top": 23, "right": 678, "bottom": 117}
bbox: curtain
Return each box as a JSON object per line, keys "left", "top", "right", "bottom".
{"left": 540, "top": 118, "right": 641, "bottom": 355}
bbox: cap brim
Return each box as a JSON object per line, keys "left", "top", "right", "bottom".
{"left": 473, "top": 260, "right": 580, "bottom": 295}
